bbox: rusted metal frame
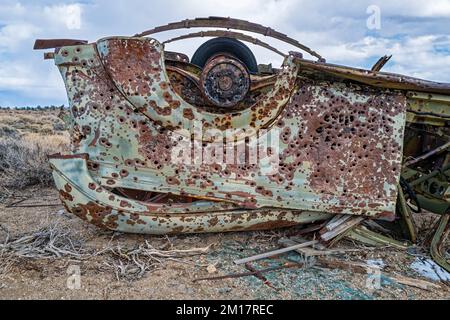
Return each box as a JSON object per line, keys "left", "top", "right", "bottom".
{"left": 403, "top": 141, "right": 450, "bottom": 167}
{"left": 165, "top": 60, "right": 203, "bottom": 76}
{"left": 50, "top": 156, "right": 334, "bottom": 234}
{"left": 402, "top": 163, "right": 449, "bottom": 215}
{"left": 90, "top": 163, "right": 251, "bottom": 210}
{"left": 97, "top": 37, "right": 300, "bottom": 141}
{"left": 371, "top": 55, "right": 392, "bottom": 72}
{"left": 396, "top": 184, "right": 417, "bottom": 242}
{"left": 244, "top": 262, "right": 278, "bottom": 290}
{"left": 409, "top": 163, "right": 450, "bottom": 187}
{"left": 48, "top": 37, "right": 409, "bottom": 230}
{"left": 93, "top": 37, "right": 406, "bottom": 218}
{"left": 54, "top": 42, "right": 391, "bottom": 217}
{"left": 406, "top": 91, "right": 450, "bottom": 125}
{"left": 57, "top": 159, "right": 241, "bottom": 215}
{"left": 6, "top": 195, "right": 63, "bottom": 208}
{"left": 167, "top": 64, "right": 277, "bottom": 94}
{"left": 407, "top": 109, "right": 450, "bottom": 120}
{"left": 34, "top": 39, "right": 88, "bottom": 50}
{"left": 250, "top": 75, "right": 277, "bottom": 91}
{"left": 5, "top": 197, "right": 27, "bottom": 208}
{"left": 7, "top": 204, "right": 61, "bottom": 208}
{"left": 294, "top": 58, "right": 450, "bottom": 94}
{"left": 430, "top": 212, "right": 450, "bottom": 272}
{"left": 163, "top": 30, "right": 287, "bottom": 57}
{"left": 166, "top": 65, "right": 201, "bottom": 88}
{"left": 408, "top": 91, "right": 450, "bottom": 103}
{"left": 134, "top": 16, "right": 324, "bottom": 61}
{"left": 90, "top": 159, "right": 397, "bottom": 216}
{"left": 164, "top": 51, "right": 190, "bottom": 63}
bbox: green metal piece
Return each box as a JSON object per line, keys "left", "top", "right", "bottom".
{"left": 406, "top": 91, "right": 450, "bottom": 126}
{"left": 430, "top": 212, "right": 450, "bottom": 272}
{"left": 402, "top": 164, "right": 450, "bottom": 215}
{"left": 346, "top": 226, "right": 410, "bottom": 250}
{"left": 396, "top": 184, "right": 417, "bottom": 242}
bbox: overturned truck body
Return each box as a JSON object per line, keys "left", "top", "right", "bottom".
{"left": 35, "top": 17, "right": 449, "bottom": 269}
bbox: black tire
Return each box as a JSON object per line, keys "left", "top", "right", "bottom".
{"left": 191, "top": 37, "right": 258, "bottom": 73}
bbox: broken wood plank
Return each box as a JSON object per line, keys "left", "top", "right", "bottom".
{"left": 279, "top": 238, "right": 362, "bottom": 257}
{"left": 233, "top": 240, "right": 318, "bottom": 265}
{"left": 315, "top": 257, "right": 375, "bottom": 274}
{"left": 324, "top": 215, "right": 352, "bottom": 231}
{"left": 389, "top": 274, "right": 442, "bottom": 291}
{"left": 320, "top": 216, "right": 365, "bottom": 241}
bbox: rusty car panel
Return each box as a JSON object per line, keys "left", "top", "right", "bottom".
{"left": 34, "top": 17, "right": 449, "bottom": 241}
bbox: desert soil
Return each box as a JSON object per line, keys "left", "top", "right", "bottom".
{"left": 0, "top": 187, "right": 449, "bottom": 300}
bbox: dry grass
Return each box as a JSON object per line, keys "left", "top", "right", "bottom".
{"left": 0, "top": 221, "right": 89, "bottom": 274}
{"left": 0, "top": 109, "right": 69, "bottom": 189}
{"left": 0, "top": 133, "right": 69, "bottom": 189}
{"left": 104, "top": 241, "right": 211, "bottom": 281}
{"left": 0, "top": 110, "right": 66, "bottom": 137}
{"left": 0, "top": 221, "right": 210, "bottom": 281}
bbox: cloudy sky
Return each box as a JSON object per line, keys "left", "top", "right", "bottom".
{"left": 0, "top": 0, "right": 450, "bottom": 107}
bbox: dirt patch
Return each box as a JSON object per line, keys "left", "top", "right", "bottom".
{"left": 0, "top": 187, "right": 448, "bottom": 300}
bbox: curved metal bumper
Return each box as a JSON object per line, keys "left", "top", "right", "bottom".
{"left": 49, "top": 154, "right": 331, "bottom": 234}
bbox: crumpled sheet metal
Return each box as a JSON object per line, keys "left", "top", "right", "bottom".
{"left": 51, "top": 37, "right": 407, "bottom": 233}
{"left": 96, "top": 37, "right": 298, "bottom": 139}
{"left": 49, "top": 155, "right": 332, "bottom": 234}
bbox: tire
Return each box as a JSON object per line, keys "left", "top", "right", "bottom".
{"left": 191, "top": 37, "right": 258, "bottom": 73}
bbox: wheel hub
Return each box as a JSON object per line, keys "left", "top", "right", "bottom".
{"left": 200, "top": 54, "right": 250, "bottom": 108}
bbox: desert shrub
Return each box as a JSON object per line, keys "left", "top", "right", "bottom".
{"left": 0, "top": 111, "right": 66, "bottom": 136}
{"left": 0, "top": 125, "right": 20, "bottom": 138}
{"left": 0, "top": 134, "right": 69, "bottom": 189}
{"left": 52, "top": 122, "right": 66, "bottom": 132}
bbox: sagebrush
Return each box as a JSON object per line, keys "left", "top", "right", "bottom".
{"left": 0, "top": 134, "right": 69, "bottom": 189}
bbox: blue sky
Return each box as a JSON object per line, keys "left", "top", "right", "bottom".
{"left": 0, "top": 0, "right": 450, "bottom": 107}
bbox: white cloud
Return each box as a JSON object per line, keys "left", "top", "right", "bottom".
{"left": 0, "top": 23, "right": 40, "bottom": 51}
{"left": 0, "top": 0, "right": 450, "bottom": 106}
{"left": 383, "top": 0, "right": 450, "bottom": 17}
{"left": 43, "top": 4, "right": 82, "bottom": 30}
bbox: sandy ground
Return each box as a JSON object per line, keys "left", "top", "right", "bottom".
{"left": 0, "top": 187, "right": 449, "bottom": 300}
